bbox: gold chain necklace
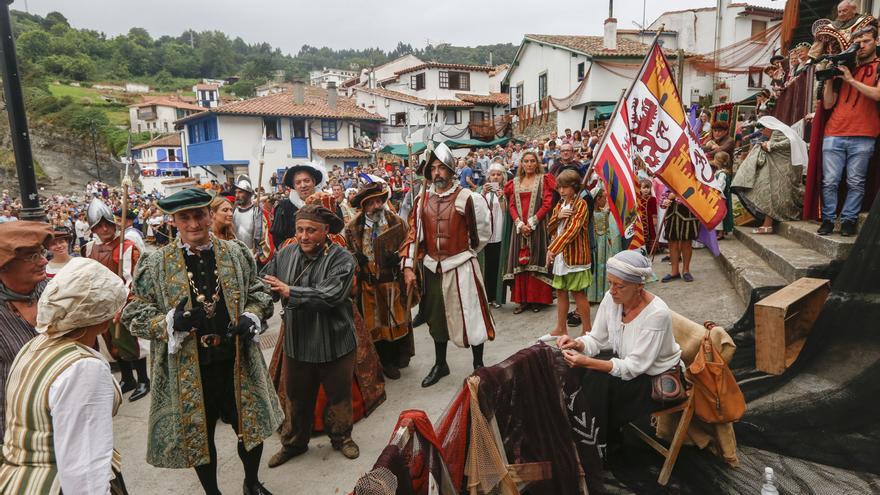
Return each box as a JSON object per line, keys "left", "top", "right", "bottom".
{"left": 186, "top": 269, "right": 222, "bottom": 318}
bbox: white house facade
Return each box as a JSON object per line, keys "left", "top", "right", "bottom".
{"left": 193, "top": 83, "right": 221, "bottom": 108}
{"left": 504, "top": 22, "right": 714, "bottom": 134}
{"left": 310, "top": 67, "right": 358, "bottom": 89}
{"left": 630, "top": 2, "right": 784, "bottom": 104}
{"left": 128, "top": 97, "right": 205, "bottom": 134}
{"left": 131, "top": 134, "right": 190, "bottom": 196}
{"left": 352, "top": 62, "right": 510, "bottom": 145}
{"left": 176, "top": 84, "right": 384, "bottom": 187}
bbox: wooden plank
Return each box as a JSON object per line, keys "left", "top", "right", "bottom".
{"left": 756, "top": 277, "right": 830, "bottom": 309}
{"left": 755, "top": 278, "right": 830, "bottom": 375}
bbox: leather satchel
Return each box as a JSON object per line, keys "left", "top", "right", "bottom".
{"left": 651, "top": 364, "right": 687, "bottom": 405}
{"left": 689, "top": 331, "right": 746, "bottom": 423}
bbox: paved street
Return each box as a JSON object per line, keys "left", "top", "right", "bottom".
{"left": 114, "top": 248, "right": 743, "bottom": 494}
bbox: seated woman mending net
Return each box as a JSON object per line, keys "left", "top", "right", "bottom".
{"left": 556, "top": 250, "right": 685, "bottom": 461}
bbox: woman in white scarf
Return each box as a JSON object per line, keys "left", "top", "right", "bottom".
{"left": 730, "top": 116, "right": 806, "bottom": 234}
{"left": 556, "top": 251, "right": 683, "bottom": 462}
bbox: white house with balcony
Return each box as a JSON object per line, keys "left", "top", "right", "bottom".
{"left": 353, "top": 62, "right": 510, "bottom": 145}
{"left": 128, "top": 97, "right": 206, "bottom": 134}
{"left": 176, "top": 83, "right": 384, "bottom": 187}
{"left": 341, "top": 54, "right": 425, "bottom": 94}
{"left": 627, "top": 2, "right": 784, "bottom": 104}
{"left": 504, "top": 26, "right": 704, "bottom": 134}
{"left": 131, "top": 134, "right": 192, "bottom": 195}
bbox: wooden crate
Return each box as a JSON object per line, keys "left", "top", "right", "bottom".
{"left": 755, "top": 277, "right": 830, "bottom": 375}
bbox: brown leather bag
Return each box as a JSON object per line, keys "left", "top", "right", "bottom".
{"left": 688, "top": 331, "right": 746, "bottom": 423}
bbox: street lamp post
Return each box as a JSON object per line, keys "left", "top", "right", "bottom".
{"left": 0, "top": 0, "right": 44, "bottom": 220}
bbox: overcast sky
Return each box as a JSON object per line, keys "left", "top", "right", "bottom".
{"left": 11, "top": 0, "right": 785, "bottom": 54}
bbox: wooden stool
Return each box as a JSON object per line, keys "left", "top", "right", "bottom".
{"left": 627, "top": 385, "right": 696, "bottom": 486}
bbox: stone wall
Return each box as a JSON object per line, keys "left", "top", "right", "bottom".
{"left": 0, "top": 119, "right": 121, "bottom": 196}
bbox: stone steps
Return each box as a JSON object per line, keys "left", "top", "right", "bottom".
{"left": 716, "top": 236, "right": 788, "bottom": 305}
{"left": 732, "top": 227, "right": 841, "bottom": 283}
{"left": 774, "top": 220, "right": 856, "bottom": 260}
{"left": 715, "top": 213, "right": 859, "bottom": 305}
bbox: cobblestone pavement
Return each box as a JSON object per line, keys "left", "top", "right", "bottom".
{"left": 114, "top": 248, "right": 743, "bottom": 494}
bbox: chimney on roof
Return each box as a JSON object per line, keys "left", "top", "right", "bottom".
{"left": 604, "top": 17, "right": 618, "bottom": 50}
{"left": 293, "top": 79, "right": 304, "bottom": 105}
{"left": 327, "top": 81, "right": 338, "bottom": 110}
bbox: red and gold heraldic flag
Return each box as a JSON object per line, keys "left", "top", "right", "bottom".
{"left": 626, "top": 43, "right": 727, "bottom": 229}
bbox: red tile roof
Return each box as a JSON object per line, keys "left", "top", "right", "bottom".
{"left": 525, "top": 34, "right": 686, "bottom": 58}
{"left": 356, "top": 87, "right": 475, "bottom": 109}
{"left": 455, "top": 92, "right": 510, "bottom": 106}
{"left": 132, "top": 133, "right": 181, "bottom": 150}
{"left": 394, "top": 62, "right": 494, "bottom": 77}
{"left": 489, "top": 64, "right": 509, "bottom": 77}
{"left": 129, "top": 97, "right": 205, "bottom": 112}
{"left": 312, "top": 148, "right": 372, "bottom": 159}
{"left": 177, "top": 86, "right": 385, "bottom": 124}
{"left": 194, "top": 83, "right": 219, "bottom": 91}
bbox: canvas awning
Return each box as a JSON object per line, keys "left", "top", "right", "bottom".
{"left": 380, "top": 142, "right": 429, "bottom": 157}
{"left": 594, "top": 104, "right": 616, "bottom": 120}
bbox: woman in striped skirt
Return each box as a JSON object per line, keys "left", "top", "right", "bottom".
{"left": 0, "top": 258, "right": 128, "bottom": 495}
{"left": 660, "top": 191, "right": 700, "bottom": 283}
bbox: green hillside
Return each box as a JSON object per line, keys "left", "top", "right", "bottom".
{"left": 8, "top": 9, "right": 518, "bottom": 159}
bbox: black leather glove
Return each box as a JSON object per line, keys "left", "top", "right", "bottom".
{"left": 172, "top": 296, "right": 205, "bottom": 333}
{"left": 226, "top": 314, "right": 259, "bottom": 341}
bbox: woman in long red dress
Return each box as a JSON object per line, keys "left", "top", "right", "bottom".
{"left": 503, "top": 151, "right": 556, "bottom": 313}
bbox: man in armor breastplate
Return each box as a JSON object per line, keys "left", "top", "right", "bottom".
{"left": 400, "top": 143, "right": 495, "bottom": 387}
{"left": 232, "top": 174, "right": 274, "bottom": 265}
{"left": 85, "top": 198, "right": 150, "bottom": 402}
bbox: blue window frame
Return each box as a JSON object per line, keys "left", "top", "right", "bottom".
{"left": 321, "top": 119, "right": 338, "bottom": 141}
{"left": 187, "top": 117, "right": 218, "bottom": 144}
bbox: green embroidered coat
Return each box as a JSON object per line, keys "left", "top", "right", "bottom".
{"left": 122, "top": 237, "right": 282, "bottom": 469}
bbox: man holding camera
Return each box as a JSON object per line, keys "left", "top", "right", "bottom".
{"left": 818, "top": 25, "right": 880, "bottom": 237}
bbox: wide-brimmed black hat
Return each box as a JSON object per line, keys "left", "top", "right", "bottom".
{"left": 282, "top": 162, "right": 327, "bottom": 189}
{"left": 350, "top": 182, "right": 389, "bottom": 209}
{"left": 295, "top": 204, "right": 344, "bottom": 234}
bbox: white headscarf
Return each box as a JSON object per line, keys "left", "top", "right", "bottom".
{"left": 757, "top": 116, "right": 809, "bottom": 168}
{"left": 36, "top": 257, "right": 127, "bottom": 338}
{"left": 606, "top": 250, "right": 653, "bottom": 284}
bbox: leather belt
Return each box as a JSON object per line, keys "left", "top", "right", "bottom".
{"left": 199, "top": 334, "right": 225, "bottom": 348}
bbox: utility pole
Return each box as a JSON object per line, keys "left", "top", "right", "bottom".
{"left": 0, "top": 1, "right": 44, "bottom": 220}
{"left": 90, "top": 122, "right": 101, "bottom": 181}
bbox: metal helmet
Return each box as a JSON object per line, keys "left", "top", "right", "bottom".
{"left": 233, "top": 174, "right": 254, "bottom": 194}
{"left": 87, "top": 198, "right": 115, "bottom": 229}
{"left": 418, "top": 142, "right": 455, "bottom": 180}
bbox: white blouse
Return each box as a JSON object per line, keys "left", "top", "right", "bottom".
{"left": 48, "top": 347, "right": 118, "bottom": 495}
{"left": 575, "top": 291, "right": 682, "bottom": 381}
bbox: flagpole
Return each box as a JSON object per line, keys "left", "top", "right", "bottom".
{"left": 583, "top": 24, "right": 666, "bottom": 189}
{"left": 622, "top": 24, "right": 666, "bottom": 102}
{"left": 581, "top": 88, "right": 626, "bottom": 189}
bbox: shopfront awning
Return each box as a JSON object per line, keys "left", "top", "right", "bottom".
{"left": 594, "top": 104, "right": 617, "bottom": 120}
